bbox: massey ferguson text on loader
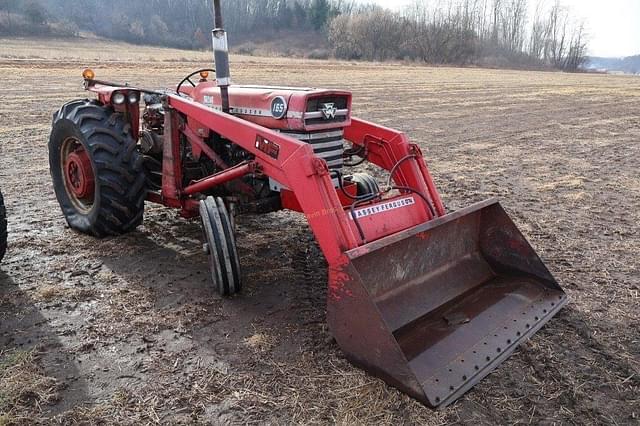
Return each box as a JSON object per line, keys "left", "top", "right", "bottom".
{"left": 48, "top": 1, "right": 567, "bottom": 408}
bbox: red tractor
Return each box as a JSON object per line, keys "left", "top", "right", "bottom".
{"left": 0, "top": 188, "right": 6, "bottom": 262}
{"left": 48, "top": 2, "right": 567, "bottom": 408}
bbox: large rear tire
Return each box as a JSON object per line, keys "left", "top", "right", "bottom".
{"left": 49, "top": 100, "right": 146, "bottom": 237}
{"left": 0, "top": 188, "right": 6, "bottom": 262}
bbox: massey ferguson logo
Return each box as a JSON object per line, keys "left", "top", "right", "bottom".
{"left": 350, "top": 197, "right": 416, "bottom": 219}
{"left": 321, "top": 103, "right": 337, "bottom": 120}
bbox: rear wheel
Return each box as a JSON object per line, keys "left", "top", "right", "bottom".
{"left": 49, "top": 100, "right": 146, "bottom": 237}
{"left": 0, "top": 188, "right": 7, "bottom": 262}
{"left": 200, "top": 196, "right": 241, "bottom": 296}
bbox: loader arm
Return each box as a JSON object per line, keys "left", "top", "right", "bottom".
{"left": 166, "top": 94, "right": 442, "bottom": 263}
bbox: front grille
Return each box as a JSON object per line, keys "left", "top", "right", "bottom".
{"left": 305, "top": 96, "right": 349, "bottom": 126}
{"left": 281, "top": 129, "right": 344, "bottom": 186}
{"left": 306, "top": 96, "right": 349, "bottom": 112}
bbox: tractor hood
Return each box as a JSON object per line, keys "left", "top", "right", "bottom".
{"left": 186, "top": 82, "right": 352, "bottom": 132}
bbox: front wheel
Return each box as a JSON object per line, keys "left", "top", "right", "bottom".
{"left": 49, "top": 100, "right": 146, "bottom": 237}
{"left": 200, "top": 196, "right": 242, "bottom": 296}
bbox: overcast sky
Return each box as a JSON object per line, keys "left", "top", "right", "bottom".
{"left": 359, "top": 0, "right": 640, "bottom": 57}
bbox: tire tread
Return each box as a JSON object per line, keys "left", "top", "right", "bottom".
{"left": 49, "top": 99, "right": 146, "bottom": 237}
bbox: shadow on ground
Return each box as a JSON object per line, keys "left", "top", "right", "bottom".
{"left": 0, "top": 269, "right": 88, "bottom": 421}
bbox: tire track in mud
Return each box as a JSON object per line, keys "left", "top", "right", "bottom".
{"left": 289, "top": 226, "right": 331, "bottom": 348}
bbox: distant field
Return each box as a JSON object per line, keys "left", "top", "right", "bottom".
{"left": 1, "top": 37, "right": 639, "bottom": 424}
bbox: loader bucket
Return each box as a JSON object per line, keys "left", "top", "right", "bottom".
{"left": 327, "top": 198, "right": 567, "bottom": 408}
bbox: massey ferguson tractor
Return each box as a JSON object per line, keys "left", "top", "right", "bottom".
{"left": 0, "top": 188, "right": 6, "bottom": 262}
{"left": 48, "top": 1, "right": 567, "bottom": 408}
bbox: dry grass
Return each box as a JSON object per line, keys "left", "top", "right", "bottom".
{"left": 0, "top": 349, "right": 59, "bottom": 425}
{"left": 244, "top": 333, "right": 277, "bottom": 352}
{"left": 52, "top": 355, "right": 448, "bottom": 425}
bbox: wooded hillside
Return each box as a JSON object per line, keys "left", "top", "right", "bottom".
{"left": 0, "top": 0, "right": 590, "bottom": 71}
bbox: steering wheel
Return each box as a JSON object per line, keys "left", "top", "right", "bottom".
{"left": 176, "top": 68, "right": 216, "bottom": 94}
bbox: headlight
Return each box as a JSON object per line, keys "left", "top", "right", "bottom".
{"left": 128, "top": 91, "right": 140, "bottom": 104}
{"left": 112, "top": 91, "right": 126, "bottom": 105}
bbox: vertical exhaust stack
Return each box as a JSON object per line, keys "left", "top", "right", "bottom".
{"left": 212, "top": 0, "right": 231, "bottom": 113}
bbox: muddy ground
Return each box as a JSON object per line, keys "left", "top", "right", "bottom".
{"left": 0, "top": 38, "right": 639, "bottom": 424}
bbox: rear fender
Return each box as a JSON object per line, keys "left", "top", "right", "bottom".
{"left": 84, "top": 81, "right": 141, "bottom": 140}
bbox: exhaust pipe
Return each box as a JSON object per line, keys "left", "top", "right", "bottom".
{"left": 212, "top": 0, "right": 231, "bottom": 113}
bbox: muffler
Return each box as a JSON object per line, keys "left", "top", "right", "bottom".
{"left": 327, "top": 198, "right": 567, "bottom": 407}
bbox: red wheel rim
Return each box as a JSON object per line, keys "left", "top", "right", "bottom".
{"left": 61, "top": 137, "right": 95, "bottom": 212}
{"left": 65, "top": 148, "right": 94, "bottom": 199}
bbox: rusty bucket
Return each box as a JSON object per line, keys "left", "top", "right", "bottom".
{"left": 327, "top": 198, "right": 567, "bottom": 408}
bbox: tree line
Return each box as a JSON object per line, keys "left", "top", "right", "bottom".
{"left": 0, "top": 0, "right": 588, "bottom": 71}
{"left": 0, "top": 0, "right": 350, "bottom": 48}
{"left": 330, "top": 0, "right": 588, "bottom": 71}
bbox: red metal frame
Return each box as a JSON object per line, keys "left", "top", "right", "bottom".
{"left": 280, "top": 183, "right": 357, "bottom": 211}
{"left": 163, "top": 95, "right": 445, "bottom": 263}
{"left": 84, "top": 80, "right": 447, "bottom": 264}
{"left": 184, "top": 162, "right": 256, "bottom": 195}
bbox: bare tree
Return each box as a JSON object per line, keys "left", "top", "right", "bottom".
{"left": 529, "top": 1, "right": 547, "bottom": 59}
{"left": 528, "top": 0, "right": 588, "bottom": 71}
{"left": 564, "top": 22, "right": 588, "bottom": 71}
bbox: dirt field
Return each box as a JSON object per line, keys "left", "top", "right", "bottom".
{"left": 1, "top": 37, "right": 639, "bottom": 425}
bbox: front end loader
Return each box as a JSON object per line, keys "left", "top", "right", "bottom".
{"left": 47, "top": 1, "right": 567, "bottom": 408}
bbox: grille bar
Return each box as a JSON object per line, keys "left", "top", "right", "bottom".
{"left": 282, "top": 130, "right": 344, "bottom": 141}
{"left": 280, "top": 129, "right": 345, "bottom": 186}
{"left": 303, "top": 109, "right": 349, "bottom": 120}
